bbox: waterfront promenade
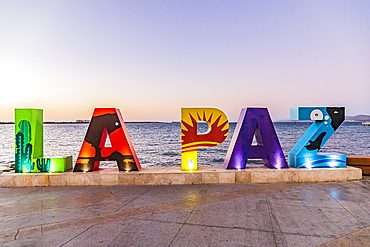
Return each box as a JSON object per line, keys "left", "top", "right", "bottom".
{"left": 1, "top": 177, "right": 370, "bottom": 246}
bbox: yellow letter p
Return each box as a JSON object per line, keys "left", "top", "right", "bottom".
{"left": 181, "top": 108, "right": 229, "bottom": 171}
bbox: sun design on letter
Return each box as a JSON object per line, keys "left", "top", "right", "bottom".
{"left": 181, "top": 108, "right": 229, "bottom": 153}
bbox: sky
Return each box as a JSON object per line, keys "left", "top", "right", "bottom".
{"left": 0, "top": 0, "right": 369, "bottom": 122}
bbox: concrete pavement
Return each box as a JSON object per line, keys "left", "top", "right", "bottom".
{"left": 1, "top": 177, "right": 370, "bottom": 246}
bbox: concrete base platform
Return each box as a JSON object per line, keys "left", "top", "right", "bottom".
{"left": 0, "top": 166, "right": 362, "bottom": 187}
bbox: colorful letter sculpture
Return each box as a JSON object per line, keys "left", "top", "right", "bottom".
{"left": 74, "top": 108, "right": 140, "bottom": 172}
{"left": 288, "top": 107, "right": 346, "bottom": 168}
{"left": 181, "top": 108, "right": 229, "bottom": 171}
{"left": 223, "top": 108, "right": 288, "bottom": 169}
{"left": 15, "top": 109, "right": 72, "bottom": 173}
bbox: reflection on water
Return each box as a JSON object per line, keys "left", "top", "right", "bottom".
{"left": 0, "top": 122, "right": 369, "bottom": 168}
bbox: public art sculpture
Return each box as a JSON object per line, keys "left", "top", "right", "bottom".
{"left": 15, "top": 108, "right": 72, "bottom": 173}
{"left": 181, "top": 108, "right": 229, "bottom": 171}
{"left": 288, "top": 107, "right": 346, "bottom": 168}
{"left": 74, "top": 108, "right": 140, "bottom": 172}
{"left": 12, "top": 106, "right": 348, "bottom": 174}
{"left": 223, "top": 108, "right": 288, "bottom": 169}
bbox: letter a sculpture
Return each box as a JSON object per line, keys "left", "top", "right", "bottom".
{"left": 224, "top": 108, "right": 288, "bottom": 169}
{"left": 288, "top": 107, "right": 346, "bottom": 168}
{"left": 74, "top": 108, "right": 140, "bottom": 172}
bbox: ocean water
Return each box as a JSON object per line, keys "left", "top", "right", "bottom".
{"left": 0, "top": 122, "right": 369, "bottom": 168}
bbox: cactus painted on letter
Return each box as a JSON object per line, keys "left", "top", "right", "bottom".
{"left": 15, "top": 125, "right": 34, "bottom": 172}
{"left": 35, "top": 158, "right": 51, "bottom": 172}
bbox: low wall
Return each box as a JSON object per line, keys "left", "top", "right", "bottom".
{"left": 347, "top": 156, "right": 370, "bottom": 175}
{"left": 0, "top": 166, "right": 362, "bottom": 187}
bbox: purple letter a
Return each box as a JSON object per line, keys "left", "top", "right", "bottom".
{"left": 223, "top": 108, "right": 288, "bottom": 169}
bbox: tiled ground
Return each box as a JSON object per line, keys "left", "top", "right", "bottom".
{"left": 0, "top": 178, "right": 370, "bottom": 246}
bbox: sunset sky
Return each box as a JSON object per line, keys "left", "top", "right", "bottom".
{"left": 1, "top": 1, "right": 369, "bottom": 122}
